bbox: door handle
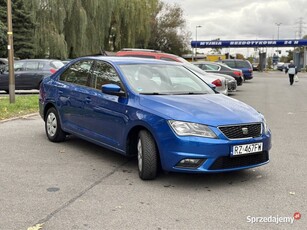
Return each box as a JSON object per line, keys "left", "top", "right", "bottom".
{"left": 85, "top": 97, "right": 91, "bottom": 103}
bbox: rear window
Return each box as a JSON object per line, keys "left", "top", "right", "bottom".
{"left": 51, "top": 60, "right": 65, "bottom": 69}
{"left": 236, "top": 61, "right": 252, "bottom": 68}
{"left": 222, "top": 61, "right": 236, "bottom": 68}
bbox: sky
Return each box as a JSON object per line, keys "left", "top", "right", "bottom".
{"left": 163, "top": 0, "right": 307, "bottom": 56}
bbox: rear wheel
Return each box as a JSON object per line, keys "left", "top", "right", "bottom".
{"left": 137, "top": 130, "right": 158, "bottom": 180}
{"left": 45, "top": 107, "right": 66, "bottom": 142}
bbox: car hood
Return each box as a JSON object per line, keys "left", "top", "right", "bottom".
{"left": 139, "top": 94, "right": 261, "bottom": 126}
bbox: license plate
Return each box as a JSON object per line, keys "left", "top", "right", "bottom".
{"left": 232, "top": 142, "right": 263, "bottom": 156}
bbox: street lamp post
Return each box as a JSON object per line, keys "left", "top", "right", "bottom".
{"left": 275, "top": 22, "right": 282, "bottom": 40}
{"left": 195, "top": 25, "right": 202, "bottom": 61}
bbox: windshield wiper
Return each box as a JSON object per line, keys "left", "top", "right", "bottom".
{"left": 140, "top": 92, "right": 208, "bottom": 95}
{"left": 140, "top": 92, "right": 165, "bottom": 95}
{"left": 172, "top": 92, "right": 208, "bottom": 95}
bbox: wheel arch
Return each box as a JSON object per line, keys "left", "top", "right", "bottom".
{"left": 125, "top": 125, "right": 160, "bottom": 159}
{"left": 43, "top": 102, "right": 57, "bottom": 121}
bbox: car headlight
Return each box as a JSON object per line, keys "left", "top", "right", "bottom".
{"left": 262, "top": 118, "right": 270, "bottom": 135}
{"left": 168, "top": 120, "right": 217, "bottom": 138}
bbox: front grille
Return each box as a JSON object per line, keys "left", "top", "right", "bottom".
{"left": 209, "top": 151, "right": 269, "bottom": 170}
{"left": 219, "top": 123, "right": 261, "bottom": 139}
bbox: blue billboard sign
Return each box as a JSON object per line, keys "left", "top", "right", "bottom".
{"left": 191, "top": 39, "right": 307, "bottom": 48}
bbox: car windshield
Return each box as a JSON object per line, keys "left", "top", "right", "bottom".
{"left": 119, "top": 64, "right": 214, "bottom": 95}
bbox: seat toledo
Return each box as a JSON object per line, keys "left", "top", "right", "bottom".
{"left": 39, "top": 57, "right": 272, "bottom": 180}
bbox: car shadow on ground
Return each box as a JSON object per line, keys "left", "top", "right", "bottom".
{"left": 57, "top": 135, "right": 266, "bottom": 190}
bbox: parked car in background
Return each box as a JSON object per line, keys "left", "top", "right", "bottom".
{"left": 116, "top": 49, "right": 229, "bottom": 95}
{"left": 276, "top": 62, "right": 285, "bottom": 71}
{"left": 276, "top": 62, "right": 290, "bottom": 72}
{"left": 220, "top": 59, "right": 253, "bottom": 80}
{"left": 116, "top": 49, "right": 185, "bottom": 62}
{"left": 39, "top": 56, "right": 272, "bottom": 180}
{"left": 62, "top": 60, "right": 72, "bottom": 65}
{"left": 210, "top": 72, "right": 237, "bottom": 93}
{"left": 0, "top": 58, "right": 8, "bottom": 72}
{"left": 187, "top": 63, "right": 235, "bottom": 93}
{"left": 192, "top": 61, "right": 243, "bottom": 86}
{"left": 186, "top": 65, "right": 229, "bottom": 95}
{"left": 252, "top": 63, "right": 259, "bottom": 71}
{"left": 0, "top": 59, "right": 64, "bottom": 93}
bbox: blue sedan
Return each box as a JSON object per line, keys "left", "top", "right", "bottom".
{"left": 39, "top": 57, "right": 271, "bottom": 180}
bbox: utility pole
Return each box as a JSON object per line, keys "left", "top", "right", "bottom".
{"left": 7, "top": 0, "right": 15, "bottom": 103}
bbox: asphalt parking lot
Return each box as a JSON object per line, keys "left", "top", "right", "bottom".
{"left": 0, "top": 71, "right": 306, "bottom": 230}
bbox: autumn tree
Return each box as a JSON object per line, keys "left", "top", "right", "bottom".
{"left": 147, "top": 2, "right": 190, "bottom": 55}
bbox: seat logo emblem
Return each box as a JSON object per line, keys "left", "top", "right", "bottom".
{"left": 242, "top": 127, "right": 249, "bottom": 135}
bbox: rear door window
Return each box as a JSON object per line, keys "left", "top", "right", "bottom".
{"left": 59, "top": 60, "right": 94, "bottom": 87}
{"left": 25, "top": 62, "right": 39, "bottom": 70}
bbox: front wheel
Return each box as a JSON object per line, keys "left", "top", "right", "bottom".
{"left": 45, "top": 107, "right": 66, "bottom": 142}
{"left": 137, "top": 130, "right": 158, "bottom": 180}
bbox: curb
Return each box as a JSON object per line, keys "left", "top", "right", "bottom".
{"left": 0, "top": 112, "right": 40, "bottom": 123}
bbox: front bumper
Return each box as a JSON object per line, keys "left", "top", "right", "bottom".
{"left": 244, "top": 74, "right": 253, "bottom": 80}
{"left": 158, "top": 131, "right": 271, "bottom": 173}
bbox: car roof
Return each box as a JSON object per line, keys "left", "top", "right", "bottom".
{"left": 116, "top": 49, "right": 183, "bottom": 61}
{"left": 15, "top": 59, "right": 62, "bottom": 63}
{"left": 222, "top": 59, "right": 249, "bottom": 63}
{"left": 192, "top": 61, "right": 220, "bottom": 65}
{"left": 72, "top": 56, "right": 182, "bottom": 66}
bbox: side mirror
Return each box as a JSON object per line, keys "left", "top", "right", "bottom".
{"left": 102, "top": 84, "right": 126, "bottom": 97}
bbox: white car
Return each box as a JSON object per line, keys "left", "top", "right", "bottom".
{"left": 184, "top": 62, "right": 228, "bottom": 95}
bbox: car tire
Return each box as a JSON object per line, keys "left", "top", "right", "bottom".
{"left": 45, "top": 107, "right": 66, "bottom": 142}
{"left": 137, "top": 130, "right": 158, "bottom": 180}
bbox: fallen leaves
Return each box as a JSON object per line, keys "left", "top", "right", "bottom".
{"left": 27, "top": 223, "right": 44, "bottom": 230}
